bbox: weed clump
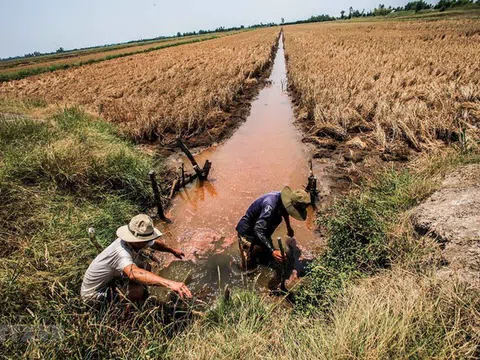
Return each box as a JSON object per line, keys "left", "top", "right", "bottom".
{"left": 295, "top": 167, "right": 448, "bottom": 312}
{"left": 0, "top": 104, "right": 158, "bottom": 321}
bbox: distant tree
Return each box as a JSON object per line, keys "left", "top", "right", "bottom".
{"left": 56, "top": 47, "right": 64, "bottom": 53}
{"left": 176, "top": 32, "right": 181, "bottom": 37}
{"left": 281, "top": 17, "right": 285, "bottom": 24}
{"left": 308, "top": 14, "right": 335, "bottom": 22}
{"left": 435, "top": 0, "right": 474, "bottom": 10}
{"left": 405, "top": 1, "right": 432, "bottom": 13}
{"left": 340, "top": 10, "right": 345, "bottom": 19}
{"left": 349, "top": 6, "right": 354, "bottom": 18}
{"left": 373, "top": 4, "right": 391, "bottom": 16}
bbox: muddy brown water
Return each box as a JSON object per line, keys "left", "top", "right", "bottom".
{"left": 153, "top": 35, "right": 330, "bottom": 300}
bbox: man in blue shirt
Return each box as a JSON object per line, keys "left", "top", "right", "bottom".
{"left": 236, "top": 186, "right": 311, "bottom": 269}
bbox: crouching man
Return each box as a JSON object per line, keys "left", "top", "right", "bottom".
{"left": 81, "top": 214, "right": 191, "bottom": 305}
{"left": 236, "top": 186, "right": 310, "bottom": 271}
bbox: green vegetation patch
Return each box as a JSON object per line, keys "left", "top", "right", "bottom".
{"left": 295, "top": 149, "right": 480, "bottom": 313}
{"left": 0, "top": 104, "right": 161, "bottom": 317}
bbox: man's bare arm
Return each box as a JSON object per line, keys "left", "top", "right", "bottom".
{"left": 151, "top": 239, "right": 185, "bottom": 259}
{"left": 282, "top": 213, "right": 294, "bottom": 237}
{"left": 123, "top": 264, "right": 191, "bottom": 298}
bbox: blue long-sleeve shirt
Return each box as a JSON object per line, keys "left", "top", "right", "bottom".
{"left": 236, "top": 192, "right": 286, "bottom": 253}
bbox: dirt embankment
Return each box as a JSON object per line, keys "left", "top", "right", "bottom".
{"left": 412, "top": 164, "right": 480, "bottom": 287}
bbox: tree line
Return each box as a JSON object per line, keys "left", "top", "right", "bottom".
{"left": 340, "top": 0, "right": 479, "bottom": 19}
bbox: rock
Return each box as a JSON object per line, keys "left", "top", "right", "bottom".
{"left": 346, "top": 137, "right": 367, "bottom": 150}
{"left": 412, "top": 164, "right": 480, "bottom": 287}
{"left": 343, "top": 149, "right": 365, "bottom": 163}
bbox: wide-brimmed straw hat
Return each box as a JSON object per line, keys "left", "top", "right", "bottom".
{"left": 280, "top": 186, "right": 310, "bottom": 221}
{"left": 116, "top": 214, "right": 163, "bottom": 243}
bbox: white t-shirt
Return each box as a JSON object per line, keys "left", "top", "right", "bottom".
{"left": 81, "top": 238, "right": 144, "bottom": 300}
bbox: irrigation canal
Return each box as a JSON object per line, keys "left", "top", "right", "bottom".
{"left": 154, "top": 34, "right": 330, "bottom": 299}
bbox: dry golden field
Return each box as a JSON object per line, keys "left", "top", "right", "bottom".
{"left": 0, "top": 28, "right": 278, "bottom": 142}
{"left": 0, "top": 34, "right": 219, "bottom": 75}
{"left": 284, "top": 20, "right": 480, "bottom": 155}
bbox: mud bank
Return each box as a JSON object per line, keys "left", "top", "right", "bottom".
{"left": 412, "top": 164, "right": 480, "bottom": 287}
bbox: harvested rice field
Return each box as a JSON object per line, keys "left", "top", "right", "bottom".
{"left": 284, "top": 20, "right": 480, "bottom": 159}
{"left": 0, "top": 28, "right": 279, "bottom": 144}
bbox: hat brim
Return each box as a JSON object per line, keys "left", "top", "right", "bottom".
{"left": 281, "top": 186, "right": 308, "bottom": 221}
{"left": 116, "top": 225, "right": 162, "bottom": 243}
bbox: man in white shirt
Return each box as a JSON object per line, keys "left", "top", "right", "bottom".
{"left": 81, "top": 214, "right": 191, "bottom": 304}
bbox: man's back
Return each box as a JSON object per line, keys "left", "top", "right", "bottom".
{"left": 81, "top": 238, "right": 139, "bottom": 300}
{"left": 236, "top": 192, "right": 284, "bottom": 239}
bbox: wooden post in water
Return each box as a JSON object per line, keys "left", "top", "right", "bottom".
{"left": 277, "top": 237, "right": 287, "bottom": 291}
{"left": 177, "top": 138, "right": 211, "bottom": 180}
{"left": 237, "top": 236, "right": 247, "bottom": 271}
{"left": 177, "top": 138, "right": 204, "bottom": 178}
{"left": 181, "top": 162, "right": 185, "bottom": 187}
{"left": 169, "top": 178, "right": 179, "bottom": 199}
{"left": 149, "top": 170, "right": 171, "bottom": 223}
{"left": 305, "top": 159, "right": 318, "bottom": 204}
{"left": 88, "top": 227, "right": 102, "bottom": 252}
{"left": 202, "top": 159, "right": 212, "bottom": 179}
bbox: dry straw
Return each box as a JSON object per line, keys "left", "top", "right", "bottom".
{"left": 0, "top": 29, "right": 279, "bottom": 142}
{"left": 284, "top": 20, "right": 480, "bottom": 152}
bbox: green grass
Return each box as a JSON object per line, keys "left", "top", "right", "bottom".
{"left": 0, "top": 102, "right": 166, "bottom": 314}
{"left": 0, "top": 36, "right": 218, "bottom": 83}
{"left": 165, "top": 270, "right": 479, "bottom": 359}
{"left": 294, "top": 149, "right": 480, "bottom": 314}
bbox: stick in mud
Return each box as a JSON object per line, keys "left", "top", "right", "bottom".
{"left": 177, "top": 138, "right": 204, "bottom": 178}
{"left": 277, "top": 236, "right": 287, "bottom": 291}
{"left": 305, "top": 159, "right": 318, "bottom": 204}
{"left": 176, "top": 138, "right": 212, "bottom": 180}
{"left": 181, "top": 162, "right": 185, "bottom": 187}
{"left": 88, "top": 227, "right": 102, "bottom": 252}
{"left": 237, "top": 235, "right": 247, "bottom": 271}
{"left": 149, "top": 170, "right": 171, "bottom": 223}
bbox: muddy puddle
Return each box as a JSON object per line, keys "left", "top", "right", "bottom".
{"left": 153, "top": 35, "right": 331, "bottom": 300}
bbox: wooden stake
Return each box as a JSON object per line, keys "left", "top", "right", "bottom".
{"left": 177, "top": 138, "right": 212, "bottom": 180}
{"left": 305, "top": 159, "right": 318, "bottom": 204}
{"left": 237, "top": 235, "right": 247, "bottom": 271}
{"left": 202, "top": 160, "right": 212, "bottom": 179}
{"left": 177, "top": 138, "right": 204, "bottom": 178}
{"left": 88, "top": 227, "right": 102, "bottom": 252}
{"left": 181, "top": 162, "right": 185, "bottom": 187}
{"left": 149, "top": 170, "right": 171, "bottom": 223}
{"left": 223, "top": 284, "right": 231, "bottom": 302}
{"left": 169, "top": 178, "right": 179, "bottom": 199}
{"left": 277, "top": 237, "right": 287, "bottom": 291}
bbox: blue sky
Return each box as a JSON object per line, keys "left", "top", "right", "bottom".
{"left": 0, "top": 0, "right": 435, "bottom": 59}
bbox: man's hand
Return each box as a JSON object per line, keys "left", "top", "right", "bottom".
{"left": 287, "top": 226, "right": 295, "bottom": 238}
{"left": 172, "top": 249, "right": 185, "bottom": 259}
{"left": 272, "top": 250, "right": 286, "bottom": 263}
{"left": 168, "top": 281, "right": 192, "bottom": 299}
